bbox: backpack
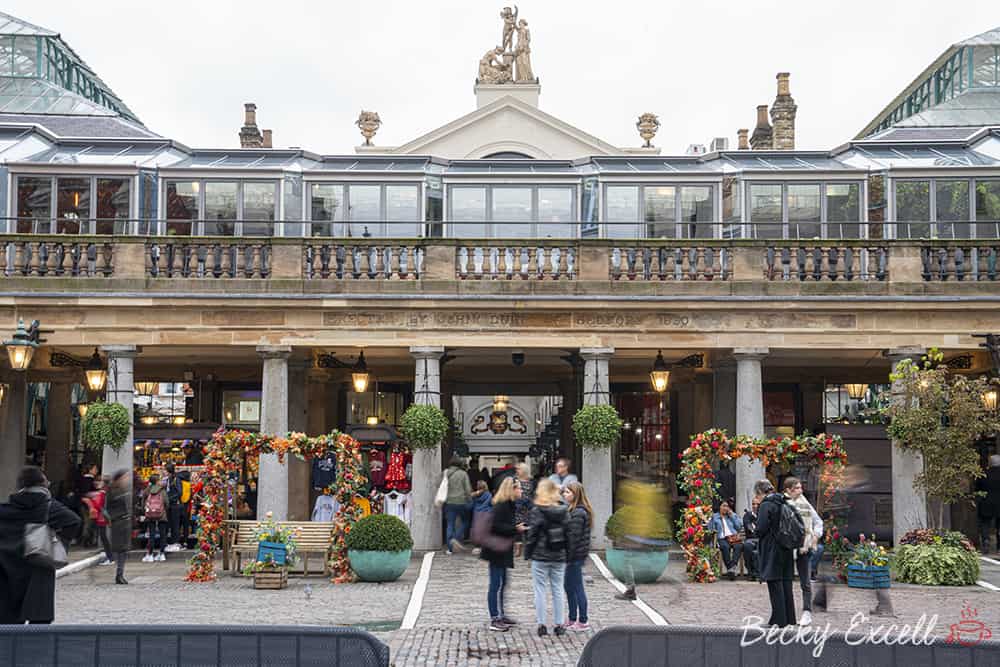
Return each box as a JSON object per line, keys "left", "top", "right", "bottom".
{"left": 180, "top": 480, "right": 192, "bottom": 504}
{"left": 145, "top": 490, "right": 166, "bottom": 520}
{"left": 776, "top": 497, "right": 805, "bottom": 550}
{"left": 545, "top": 513, "right": 567, "bottom": 549}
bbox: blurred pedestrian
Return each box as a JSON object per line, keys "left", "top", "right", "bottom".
{"left": 480, "top": 477, "right": 525, "bottom": 632}
{"left": 443, "top": 455, "right": 472, "bottom": 554}
{"left": 108, "top": 470, "right": 132, "bottom": 585}
{"left": 755, "top": 479, "right": 798, "bottom": 627}
{"left": 514, "top": 463, "right": 535, "bottom": 557}
{"left": 525, "top": 479, "right": 571, "bottom": 637}
{"left": 562, "top": 481, "right": 592, "bottom": 631}
{"left": 548, "top": 458, "right": 578, "bottom": 491}
{"left": 91, "top": 477, "right": 114, "bottom": 565}
{"left": 977, "top": 454, "right": 1000, "bottom": 553}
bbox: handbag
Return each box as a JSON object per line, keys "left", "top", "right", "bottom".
{"left": 434, "top": 474, "right": 449, "bottom": 508}
{"left": 471, "top": 510, "right": 514, "bottom": 553}
{"left": 24, "top": 501, "right": 69, "bottom": 570}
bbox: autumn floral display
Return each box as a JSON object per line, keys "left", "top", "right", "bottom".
{"left": 186, "top": 428, "right": 366, "bottom": 583}
{"left": 678, "top": 428, "right": 848, "bottom": 583}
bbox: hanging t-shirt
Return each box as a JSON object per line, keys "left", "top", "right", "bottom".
{"left": 384, "top": 491, "right": 412, "bottom": 526}
{"left": 312, "top": 455, "right": 337, "bottom": 490}
{"left": 312, "top": 494, "right": 338, "bottom": 522}
{"left": 367, "top": 449, "right": 387, "bottom": 487}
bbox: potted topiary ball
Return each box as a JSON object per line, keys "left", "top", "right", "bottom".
{"left": 346, "top": 514, "right": 414, "bottom": 582}
{"left": 604, "top": 503, "right": 673, "bottom": 584}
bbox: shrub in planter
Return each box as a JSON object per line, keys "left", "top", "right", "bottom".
{"left": 894, "top": 529, "right": 980, "bottom": 585}
{"left": 346, "top": 514, "right": 413, "bottom": 582}
{"left": 572, "top": 405, "right": 623, "bottom": 449}
{"left": 400, "top": 404, "right": 449, "bottom": 450}
{"left": 604, "top": 504, "right": 672, "bottom": 584}
{"left": 81, "top": 401, "right": 131, "bottom": 454}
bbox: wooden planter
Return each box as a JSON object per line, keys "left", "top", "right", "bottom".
{"left": 253, "top": 567, "right": 288, "bottom": 590}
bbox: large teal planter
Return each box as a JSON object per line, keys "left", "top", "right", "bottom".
{"left": 348, "top": 549, "right": 411, "bottom": 582}
{"left": 605, "top": 548, "right": 669, "bottom": 584}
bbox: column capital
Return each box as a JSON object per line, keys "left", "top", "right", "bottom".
{"left": 100, "top": 344, "right": 140, "bottom": 358}
{"left": 733, "top": 347, "right": 769, "bottom": 361}
{"left": 883, "top": 347, "right": 926, "bottom": 363}
{"left": 257, "top": 345, "right": 292, "bottom": 360}
{"left": 410, "top": 346, "right": 445, "bottom": 360}
{"left": 580, "top": 347, "right": 614, "bottom": 360}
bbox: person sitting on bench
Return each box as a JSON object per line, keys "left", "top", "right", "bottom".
{"left": 708, "top": 499, "right": 744, "bottom": 580}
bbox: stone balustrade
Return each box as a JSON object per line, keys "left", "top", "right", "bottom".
{"left": 456, "top": 244, "right": 575, "bottom": 280}
{"left": 0, "top": 238, "right": 113, "bottom": 277}
{"left": 609, "top": 246, "right": 729, "bottom": 281}
{"left": 763, "top": 244, "right": 889, "bottom": 282}
{"left": 305, "top": 243, "right": 423, "bottom": 280}
{"left": 147, "top": 240, "right": 271, "bottom": 279}
{"left": 921, "top": 244, "right": 1000, "bottom": 281}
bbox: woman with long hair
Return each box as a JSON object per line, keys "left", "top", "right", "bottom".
{"left": 514, "top": 462, "right": 534, "bottom": 557}
{"left": 562, "top": 481, "right": 592, "bottom": 630}
{"left": 480, "top": 477, "right": 525, "bottom": 632}
{"left": 525, "top": 478, "right": 572, "bottom": 637}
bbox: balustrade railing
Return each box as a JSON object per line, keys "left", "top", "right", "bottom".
{"left": 610, "top": 246, "right": 729, "bottom": 281}
{"left": 1, "top": 239, "right": 112, "bottom": 277}
{"left": 921, "top": 245, "right": 1000, "bottom": 281}
{"left": 456, "top": 244, "right": 575, "bottom": 280}
{"left": 764, "top": 245, "right": 888, "bottom": 281}
{"left": 147, "top": 241, "right": 271, "bottom": 279}
{"left": 305, "top": 243, "right": 423, "bottom": 280}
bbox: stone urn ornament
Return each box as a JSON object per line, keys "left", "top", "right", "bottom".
{"left": 356, "top": 110, "right": 382, "bottom": 146}
{"left": 636, "top": 112, "right": 660, "bottom": 148}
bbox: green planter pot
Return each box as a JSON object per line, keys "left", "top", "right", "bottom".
{"left": 605, "top": 547, "right": 669, "bottom": 584}
{"left": 348, "top": 549, "right": 411, "bottom": 582}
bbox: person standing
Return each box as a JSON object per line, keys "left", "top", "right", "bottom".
{"left": 0, "top": 466, "right": 81, "bottom": 624}
{"left": 91, "top": 478, "right": 114, "bottom": 565}
{"left": 525, "top": 479, "right": 572, "bottom": 637}
{"left": 562, "top": 481, "right": 592, "bottom": 631}
{"left": 754, "top": 479, "right": 797, "bottom": 627}
{"left": 108, "top": 470, "right": 133, "bottom": 585}
{"left": 443, "top": 456, "right": 472, "bottom": 554}
{"left": 514, "top": 463, "right": 535, "bottom": 557}
{"left": 784, "top": 476, "right": 818, "bottom": 626}
{"left": 142, "top": 474, "right": 168, "bottom": 563}
{"left": 743, "top": 498, "right": 761, "bottom": 580}
{"left": 548, "top": 458, "right": 578, "bottom": 491}
{"left": 708, "top": 499, "right": 744, "bottom": 581}
{"left": 481, "top": 477, "right": 525, "bottom": 632}
{"left": 163, "top": 464, "right": 184, "bottom": 552}
{"left": 977, "top": 454, "right": 1000, "bottom": 553}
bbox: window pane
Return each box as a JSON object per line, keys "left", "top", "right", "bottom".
{"left": 12, "top": 36, "right": 37, "bottom": 77}
{"left": 204, "top": 182, "right": 237, "bottom": 236}
{"left": 680, "top": 186, "right": 713, "bottom": 239}
{"left": 537, "top": 187, "right": 574, "bottom": 238}
{"left": 348, "top": 185, "right": 380, "bottom": 237}
{"left": 16, "top": 176, "right": 51, "bottom": 234}
{"left": 310, "top": 184, "right": 345, "bottom": 237}
{"left": 581, "top": 178, "right": 599, "bottom": 238}
{"left": 450, "top": 187, "right": 487, "bottom": 237}
{"left": 644, "top": 186, "right": 675, "bottom": 238}
{"left": 95, "top": 178, "right": 130, "bottom": 235}
{"left": 975, "top": 180, "right": 1000, "bottom": 238}
{"left": 749, "top": 184, "right": 782, "bottom": 239}
{"left": 605, "top": 186, "right": 638, "bottom": 239}
{"left": 935, "top": 180, "right": 970, "bottom": 239}
{"left": 425, "top": 177, "right": 443, "bottom": 238}
{"left": 826, "top": 183, "right": 860, "bottom": 239}
{"left": 165, "top": 181, "right": 198, "bottom": 236}
{"left": 242, "top": 182, "right": 276, "bottom": 237}
{"left": 492, "top": 187, "right": 532, "bottom": 238}
{"left": 894, "top": 181, "right": 930, "bottom": 239}
{"left": 787, "top": 184, "right": 821, "bottom": 239}
{"left": 972, "top": 46, "right": 999, "bottom": 87}
{"left": 56, "top": 177, "right": 89, "bottom": 234}
{"left": 386, "top": 185, "right": 420, "bottom": 237}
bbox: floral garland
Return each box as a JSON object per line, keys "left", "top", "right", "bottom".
{"left": 325, "top": 432, "right": 366, "bottom": 582}
{"left": 678, "top": 428, "right": 848, "bottom": 583}
{"left": 186, "top": 428, "right": 366, "bottom": 583}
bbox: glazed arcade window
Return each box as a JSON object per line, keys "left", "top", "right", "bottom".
{"left": 163, "top": 180, "right": 278, "bottom": 236}
{"left": 14, "top": 175, "right": 132, "bottom": 234}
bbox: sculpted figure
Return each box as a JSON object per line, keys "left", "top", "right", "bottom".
{"left": 478, "top": 46, "right": 510, "bottom": 84}
{"left": 514, "top": 19, "right": 533, "bottom": 82}
{"left": 500, "top": 6, "right": 518, "bottom": 52}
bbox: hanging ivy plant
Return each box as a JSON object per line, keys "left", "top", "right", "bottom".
{"left": 399, "top": 404, "right": 449, "bottom": 450}
{"left": 572, "top": 404, "right": 623, "bottom": 449}
{"left": 81, "top": 401, "right": 131, "bottom": 454}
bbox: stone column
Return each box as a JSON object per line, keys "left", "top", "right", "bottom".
{"left": 45, "top": 381, "right": 74, "bottom": 494}
{"left": 734, "top": 348, "right": 768, "bottom": 515}
{"left": 410, "top": 346, "right": 445, "bottom": 551}
{"left": 287, "top": 360, "right": 309, "bottom": 521}
{"left": 0, "top": 374, "right": 28, "bottom": 499}
{"left": 101, "top": 345, "right": 137, "bottom": 485}
{"left": 257, "top": 345, "right": 291, "bottom": 520}
{"left": 885, "top": 347, "right": 929, "bottom": 543}
{"left": 581, "top": 347, "right": 614, "bottom": 549}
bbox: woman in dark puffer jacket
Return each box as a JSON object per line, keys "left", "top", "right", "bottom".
{"left": 562, "top": 481, "right": 592, "bottom": 631}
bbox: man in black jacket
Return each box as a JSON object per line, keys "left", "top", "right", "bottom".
{"left": 742, "top": 497, "right": 761, "bottom": 580}
{"left": 977, "top": 454, "right": 1000, "bottom": 553}
{"left": 163, "top": 463, "right": 184, "bottom": 552}
{"left": 753, "top": 479, "right": 796, "bottom": 627}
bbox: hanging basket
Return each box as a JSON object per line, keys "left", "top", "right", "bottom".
{"left": 80, "top": 402, "right": 131, "bottom": 454}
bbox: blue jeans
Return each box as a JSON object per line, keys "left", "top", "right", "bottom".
{"left": 444, "top": 503, "right": 465, "bottom": 550}
{"left": 810, "top": 543, "right": 824, "bottom": 576}
{"left": 487, "top": 563, "right": 507, "bottom": 619}
{"left": 564, "top": 559, "right": 588, "bottom": 623}
{"left": 531, "top": 560, "right": 566, "bottom": 626}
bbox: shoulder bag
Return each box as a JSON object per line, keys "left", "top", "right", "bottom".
{"left": 24, "top": 501, "right": 69, "bottom": 570}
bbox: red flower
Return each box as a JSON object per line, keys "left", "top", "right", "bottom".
{"left": 825, "top": 437, "right": 833, "bottom": 446}
{"left": 694, "top": 479, "right": 703, "bottom": 487}
{"left": 686, "top": 527, "right": 695, "bottom": 537}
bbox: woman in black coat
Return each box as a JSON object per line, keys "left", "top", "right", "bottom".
{"left": 480, "top": 477, "right": 525, "bottom": 631}
{"left": 0, "top": 466, "right": 81, "bottom": 624}
{"left": 754, "top": 480, "right": 796, "bottom": 627}
{"left": 108, "top": 470, "right": 133, "bottom": 585}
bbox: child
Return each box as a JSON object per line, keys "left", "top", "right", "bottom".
{"left": 562, "top": 482, "right": 593, "bottom": 631}
{"left": 142, "top": 474, "right": 168, "bottom": 563}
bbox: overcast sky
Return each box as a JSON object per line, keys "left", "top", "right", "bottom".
{"left": 7, "top": 1, "right": 995, "bottom": 154}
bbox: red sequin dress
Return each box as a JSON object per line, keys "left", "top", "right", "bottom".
{"left": 385, "top": 451, "right": 410, "bottom": 492}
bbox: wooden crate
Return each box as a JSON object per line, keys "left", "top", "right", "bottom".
{"left": 253, "top": 567, "right": 288, "bottom": 590}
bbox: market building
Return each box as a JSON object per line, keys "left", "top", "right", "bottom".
{"left": 2, "top": 10, "right": 1000, "bottom": 550}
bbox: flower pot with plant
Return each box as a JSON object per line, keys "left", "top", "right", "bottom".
{"left": 346, "top": 514, "right": 414, "bottom": 582}
{"left": 242, "top": 512, "right": 299, "bottom": 587}
{"left": 893, "top": 529, "right": 980, "bottom": 586}
{"left": 846, "top": 534, "right": 891, "bottom": 589}
{"left": 604, "top": 504, "right": 672, "bottom": 584}
{"left": 81, "top": 401, "right": 131, "bottom": 454}
{"left": 400, "top": 404, "right": 450, "bottom": 450}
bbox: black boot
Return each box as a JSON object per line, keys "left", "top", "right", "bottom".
{"left": 615, "top": 585, "right": 637, "bottom": 601}
{"left": 115, "top": 576, "right": 128, "bottom": 585}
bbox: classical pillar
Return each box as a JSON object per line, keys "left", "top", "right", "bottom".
{"left": 45, "top": 381, "right": 74, "bottom": 495}
{"left": 885, "top": 347, "right": 929, "bottom": 542}
{"left": 101, "top": 345, "right": 137, "bottom": 485}
{"left": 0, "top": 374, "right": 28, "bottom": 499}
{"left": 257, "top": 345, "right": 291, "bottom": 520}
{"left": 287, "top": 359, "right": 309, "bottom": 521}
{"left": 410, "top": 346, "right": 445, "bottom": 551}
{"left": 581, "top": 347, "right": 614, "bottom": 549}
{"left": 734, "top": 348, "right": 768, "bottom": 515}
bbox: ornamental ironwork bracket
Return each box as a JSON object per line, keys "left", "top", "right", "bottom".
{"left": 49, "top": 350, "right": 89, "bottom": 368}
{"left": 945, "top": 353, "right": 973, "bottom": 370}
{"left": 975, "top": 334, "right": 1000, "bottom": 376}
{"left": 315, "top": 352, "right": 354, "bottom": 370}
{"left": 672, "top": 353, "right": 704, "bottom": 369}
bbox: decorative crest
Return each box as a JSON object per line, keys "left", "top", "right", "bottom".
{"left": 636, "top": 113, "right": 660, "bottom": 148}
{"left": 355, "top": 110, "right": 381, "bottom": 146}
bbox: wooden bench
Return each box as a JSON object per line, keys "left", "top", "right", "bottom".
{"left": 224, "top": 520, "right": 334, "bottom": 577}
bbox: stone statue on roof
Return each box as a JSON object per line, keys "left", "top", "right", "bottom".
{"left": 478, "top": 7, "right": 535, "bottom": 85}
{"left": 500, "top": 6, "right": 518, "bottom": 52}
{"left": 514, "top": 19, "right": 534, "bottom": 82}
{"left": 478, "top": 47, "right": 511, "bottom": 84}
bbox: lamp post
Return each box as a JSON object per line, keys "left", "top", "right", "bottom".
{"left": 3, "top": 319, "right": 40, "bottom": 371}
{"left": 351, "top": 350, "right": 371, "bottom": 393}
{"left": 982, "top": 389, "right": 999, "bottom": 412}
{"left": 649, "top": 350, "right": 671, "bottom": 394}
{"left": 84, "top": 348, "right": 107, "bottom": 394}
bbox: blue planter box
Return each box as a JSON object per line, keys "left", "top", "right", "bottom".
{"left": 257, "top": 541, "right": 287, "bottom": 566}
{"left": 847, "top": 564, "right": 890, "bottom": 589}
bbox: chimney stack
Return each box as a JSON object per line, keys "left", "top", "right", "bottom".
{"left": 750, "top": 104, "right": 773, "bottom": 150}
{"left": 737, "top": 129, "right": 749, "bottom": 150}
{"left": 770, "top": 72, "right": 797, "bottom": 150}
{"left": 262, "top": 129, "right": 273, "bottom": 149}
{"left": 239, "top": 102, "right": 263, "bottom": 148}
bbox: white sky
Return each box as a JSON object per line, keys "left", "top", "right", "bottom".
{"left": 7, "top": 0, "right": 996, "bottom": 154}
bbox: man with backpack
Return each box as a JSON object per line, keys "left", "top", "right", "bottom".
{"left": 753, "top": 478, "right": 803, "bottom": 627}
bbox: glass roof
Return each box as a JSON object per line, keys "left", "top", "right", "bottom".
{"left": 843, "top": 144, "right": 1000, "bottom": 169}
{"left": 317, "top": 157, "right": 431, "bottom": 171}
{"left": 0, "top": 77, "right": 115, "bottom": 116}
{"left": 444, "top": 160, "right": 577, "bottom": 174}
{"left": 721, "top": 154, "right": 857, "bottom": 171}
{"left": 169, "top": 152, "right": 320, "bottom": 170}
{"left": 591, "top": 157, "right": 717, "bottom": 173}
{"left": 22, "top": 142, "right": 182, "bottom": 166}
